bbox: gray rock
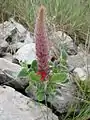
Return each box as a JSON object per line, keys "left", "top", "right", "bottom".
{"left": 47, "top": 82, "right": 77, "bottom": 113}
{"left": 25, "top": 85, "right": 37, "bottom": 100}
{"left": 0, "top": 19, "right": 34, "bottom": 55}
{"left": 67, "top": 52, "right": 90, "bottom": 68}
{"left": 68, "top": 65, "right": 75, "bottom": 73}
{"left": 73, "top": 65, "right": 90, "bottom": 81}
{"left": 0, "top": 70, "right": 9, "bottom": 84}
{"left": 0, "top": 21, "right": 16, "bottom": 40}
{"left": 67, "top": 46, "right": 90, "bottom": 80}
{"left": 0, "top": 58, "right": 27, "bottom": 90}
{"left": 0, "top": 86, "right": 58, "bottom": 120}
{"left": 9, "top": 18, "right": 34, "bottom": 44}
{"left": 14, "top": 43, "right": 36, "bottom": 64}
{"left": 9, "top": 18, "right": 26, "bottom": 34}
{"left": 3, "top": 53, "right": 13, "bottom": 62}
{"left": 74, "top": 67, "right": 87, "bottom": 81}
{"left": 11, "top": 42, "right": 26, "bottom": 50}
{"left": 0, "top": 58, "right": 21, "bottom": 72}
{"left": 0, "top": 70, "right": 25, "bottom": 91}
{"left": 83, "top": 65, "right": 90, "bottom": 76}
{"left": 26, "top": 81, "right": 77, "bottom": 113}
{"left": 49, "top": 31, "right": 77, "bottom": 57}
{"left": 0, "top": 41, "right": 9, "bottom": 49}
{"left": 0, "top": 41, "right": 9, "bottom": 56}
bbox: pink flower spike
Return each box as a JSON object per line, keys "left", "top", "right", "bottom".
{"left": 34, "top": 5, "right": 49, "bottom": 81}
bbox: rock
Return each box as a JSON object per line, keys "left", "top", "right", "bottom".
{"left": 0, "top": 21, "right": 16, "bottom": 40}
{"left": 1, "top": 69, "right": 29, "bottom": 91}
{"left": 68, "top": 65, "right": 75, "bottom": 73}
{"left": 73, "top": 65, "right": 90, "bottom": 81}
{"left": 0, "top": 70, "right": 10, "bottom": 84}
{"left": 10, "top": 31, "right": 34, "bottom": 54}
{"left": 12, "top": 58, "right": 20, "bottom": 65}
{"left": 9, "top": 42, "right": 25, "bottom": 54}
{"left": 25, "top": 85, "right": 37, "bottom": 100}
{"left": 47, "top": 82, "right": 77, "bottom": 113}
{"left": 83, "top": 65, "right": 90, "bottom": 76}
{"left": 13, "top": 43, "right": 36, "bottom": 64}
{"left": 54, "top": 31, "right": 73, "bottom": 45}
{"left": 0, "top": 70, "right": 25, "bottom": 91}
{"left": 0, "top": 58, "right": 27, "bottom": 91}
{"left": 0, "top": 86, "right": 58, "bottom": 120}
{"left": 0, "top": 41, "right": 9, "bottom": 57}
{"left": 26, "top": 81, "right": 77, "bottom": 113}
{"left": 3, "top": 53, "right": 13, "bottom": 62}
{"left": 0, "top": 58, "right": 21, "bottom": 72}
{"left": 10, "top": 18, "right": 26, "bottom": 34}
{"left": 24, "top": 31, "right": 34, "bottom": 44}
{"left": 0, "top": 41, "right": 9, "bottom": 49}
{"left": 74, "top": 67, "right": 87, "bottom": 81}
{"left": 67, "top": 46, "right": 90, "bottom": 80}
{"left": 9, "top": 18, "right": 34, "bottom": 44}
{"left": 67, "top": 52, "right": 90, "bottom": 68}
{"left": 49, "top": 31, "right": 77, "bottom": 56}
{"left": 0, "top": 19, "right": 34, "bottom": 55}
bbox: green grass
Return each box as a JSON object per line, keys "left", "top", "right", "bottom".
{"left": 63, "top": 78, "right": 90, "bottom": 120}
{"left": 0, "top": 0, "right": 90, "bottom": 42}
{"left": 60, "top": 78, "right": 90, "bottom": 120}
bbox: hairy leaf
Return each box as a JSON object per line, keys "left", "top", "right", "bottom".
{"left": 51, "top": 72, "right": 68, "bottom": 83}
{"left": 18, "top": 68, "right": 29, "bottom": 77}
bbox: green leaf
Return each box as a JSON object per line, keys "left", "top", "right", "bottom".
{"left": 37, "top": 88, "right": 45, "bottom": 101}
{"left": 36, "top": 85, "right": 45, "bottom": 101}
{"left": 61, "top": 59, "right": 67, "bottom": 66}
{"left": 47, "top": 83, "right": 56, "bottom": 93}
{"left": 18, "top": 68, "right": 29, "bottom": 77}
{"left": 51, "top": 72, "right": 68, "bottom": 83}
{"left": 60, "top": 49, "right": 68, "bottom": 61}
{"left": 31, "top": 60, "right": 37, "bottom": 72}
{"left": 29, "top": 71, "right": 40, "bottom": 82}
{"left": 37, "top": 91, "right": 45, "bottom": 101}
{"left": 52, "top": 67, "right": 59, "bottom": 73}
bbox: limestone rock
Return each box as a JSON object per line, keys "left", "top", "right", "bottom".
{"left": 0, "top": 58, "right": 27, "bottom": 91}
{"left": 0, "top": 85, "right": 58, "bottom": 120}
{"left": 67, "top": 52, "right": 90, "bottom": 68}
{"left": 0, "top": 19, "right": 34, "bottom": 55}
{"left": 26, "top": 81, "right": 77, "bottom": 114}
{"left": 49, "top": 31, "right": 77, "bottom": 57}
{"left": 47, "top": 82, "right": 77, "bottom": 113}
{"left": 0, "top": 58, "right": 21, "bottom": 72}
{"left": 74, "top": 67, "right": 87, "bottom": 81}
{"left": 13, "top": 43, "right": 36, "bottom": 64}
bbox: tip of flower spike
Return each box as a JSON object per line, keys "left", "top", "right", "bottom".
{"left": 39, "top": 5, "right": 46, "bottom": 12}
{"left": 37, "top": 5, "right": 46, "bottom": 22}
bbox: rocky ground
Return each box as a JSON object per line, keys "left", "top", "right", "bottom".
{"left": 0, "top": 18, "right": 90, "bottom": 120}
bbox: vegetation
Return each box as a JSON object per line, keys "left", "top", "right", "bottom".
{"left": 18, "top": 5, "right": 68, "bottom": 102}
{"left": 0, "top": 0, "right": 90, "bottom": 42}
{"left": 1, "top": 0, "right": 90, "bottom": 120}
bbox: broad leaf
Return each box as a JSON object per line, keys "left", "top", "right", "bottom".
{"left": 29, "top": 71, "right": 40, "bottom": 82}
{"left": 47, "top": 83, "right": 56, "bottom": 93}
{"left": 31, "top": 60, "right": 37, "bottom": 72}
{"left": 18, "top": 68, "right": 29, "bottom": 77}
{"left": 36, "top": 85, "right": 45, "bottom": 101}
{"left": 36, "top": 91, "right": 45, "bottom": 101}
{"left": 51, "top": 72, "right": 68, "bottom": 83}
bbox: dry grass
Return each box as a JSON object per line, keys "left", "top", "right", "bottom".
{"left": 0, "top": 0, "right": 90, "bottom": 42}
